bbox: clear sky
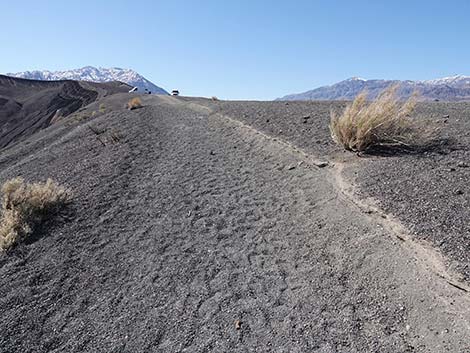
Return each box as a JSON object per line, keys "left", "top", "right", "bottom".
{"left": 1, "top": 0, "right": 470, "bottom": 100}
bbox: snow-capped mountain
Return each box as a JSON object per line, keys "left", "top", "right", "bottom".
{"left": 421, "top": 75, "right": 470, "bottom": 88}
{"left": 278, "top": 75, "right": 470, "bottom": 101}
{"left": 7, "top": 66, "right": 168, "bottom": 95}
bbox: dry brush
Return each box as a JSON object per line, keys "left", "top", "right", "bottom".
{"left": 330, "top": 85, "right": 437, "bottom": 152}
{"left": 0, "top": 178, "right": 71, "bottom": 250}
{"left": 127, "top": 97, "right": 143, "bottom": 110}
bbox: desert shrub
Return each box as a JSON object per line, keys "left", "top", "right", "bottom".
{"left": 211, "top": 96, "right": 219, "bottom": 101}
{"left": 330, "top": 85, "right": 435, "bottom": 152}
{"left": 99, "top": 103, "right": 106, "bottom": 113}
{"left": 127, "top": 97, "right": 143, "bottom": 110}
{"left": 0, "top": 178, "right": 71, "bottom": 250}
{"left": 71, "top": 113, "right": 90, "bottom": 123}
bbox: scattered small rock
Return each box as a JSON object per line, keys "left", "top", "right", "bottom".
{"left": 235, "top": 320, "right": 242, "bottom": 330}
{"left": 266, "top": 119, "right": 270, "bottom": 123}
{"left": 210, "top": 150, "right": 215, "bottom": 156}
{"left": 454, "top": 189, "right": 464, "bottom": 195}
{"left": 313, "top": 160, "right": 329, "bottom": 168}
{"left": 457, "top": 161, "right": 468, "bottom": 168}
{"left": 396, "top": 234, "right": 406, "bottom": 241}
{"left": 287, "top": 165, "right": 296, "bottom": 170}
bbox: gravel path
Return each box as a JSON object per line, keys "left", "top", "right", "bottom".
{"left": 349, "top": 103, "right": 470, "bottom": 280}
{"left": 197, "top": 99, "right": 470, "bottom": 282}
{"left": 0, "top": 96, "right": 469, "bottom": 352}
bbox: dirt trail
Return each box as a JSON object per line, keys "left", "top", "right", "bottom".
{"left": 161, "top": 96, "right": 470, "bottom": 350}
{"left": 176, "top": 96, "right": 470, "bottom": 293}
{"left": 0, "top": 95, "right": 469, "bottom": 352}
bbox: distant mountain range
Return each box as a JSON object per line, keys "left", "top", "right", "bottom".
{"left": 6, "top": 66, "right": 168, "bottom": 95}
{"left": 278, "top": 75, "right": 470, "bottom": 101}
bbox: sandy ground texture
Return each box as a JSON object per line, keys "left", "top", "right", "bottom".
{"left": 0, "top": 95, "right": 469, "bottom": 352}
{"left": 199, "top": 99, "right": 470, "bottom": 282}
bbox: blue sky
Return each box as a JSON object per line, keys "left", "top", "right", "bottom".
{"left": 1, "top": 0, "right": 470, "bottom": 100}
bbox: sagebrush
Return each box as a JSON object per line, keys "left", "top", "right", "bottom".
{"left": 0, "top": 178, "right": 71, "bottom": 250}
{"left": 330, "top": 85, "right": 436, "bottom": 152}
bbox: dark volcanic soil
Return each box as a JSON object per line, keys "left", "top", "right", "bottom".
{"left": 0, "top": 95, "right": 469, "bottom": 352}
{"left": 195, "top": 98, "right": 470, "bottom": 281}
{"left": 0, "top": 75, "right": 130, "bottom": 149}
{"left": 351, "top": 103, "right": 470, "bottom": 280}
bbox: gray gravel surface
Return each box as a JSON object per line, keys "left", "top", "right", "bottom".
{"left": 351, "top": 103, "right": 470, "bottom": 280}
{"left": 0, "top": 96, "right": 469, "bottom": 352}
{"left": 198, "top": 99, "right": 470, "bottom": 282}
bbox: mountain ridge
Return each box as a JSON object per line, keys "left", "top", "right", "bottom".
{"left": 6, "top": 66, "right": 168, "bottom": 95}
{"left": 278, "top": 75, "right": 470, "bottom": 101}
{"left": 0, "top": 74, "right": 130, "bottom": 148}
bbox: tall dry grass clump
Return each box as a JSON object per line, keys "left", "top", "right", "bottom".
{"left": 330, "top": 85, "right": 434, "bottom": 152}
{"left": 127, "top": 97, "right": 143, "bottom": 110}
{"left": 0, "top": 178, "right": 71, "bottom": 250}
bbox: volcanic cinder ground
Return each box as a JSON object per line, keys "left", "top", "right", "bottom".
{"left": 0, "top": 86, "right": 469, "bottom": 352}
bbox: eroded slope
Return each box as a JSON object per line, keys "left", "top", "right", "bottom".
{"left": 0, "top": 75, "right": 130, "bottom": 148}
{"left": 0, "top": 95, "right": 468, "bottom": 352}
